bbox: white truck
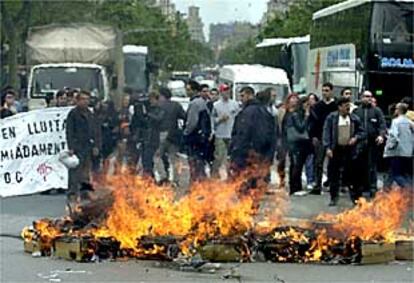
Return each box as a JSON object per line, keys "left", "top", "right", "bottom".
{"left": 218, "top": 64, "right": 291, "bottom": 104}
{"left": 26, "top": 23, "right": 124, "bottom": 109}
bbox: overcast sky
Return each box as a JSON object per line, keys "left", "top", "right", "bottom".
{"left": 174, "top": 0, "right": 268, "bottom": 40}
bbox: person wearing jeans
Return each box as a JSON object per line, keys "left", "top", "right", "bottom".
{"left": 308, "top": 83, "right": 337, "bottom": 194}
{"left": 384, "top": 103, "right": 414, "bottom": 189}
{"left": 211, "top": 84, "right": 239, "bottom": 178}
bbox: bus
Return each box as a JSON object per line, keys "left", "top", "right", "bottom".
{"left": 307, "top": 0, "right": 413, "bottom": 112}
{"left": 255, "top": 35, "right": 310, "bottom": 94}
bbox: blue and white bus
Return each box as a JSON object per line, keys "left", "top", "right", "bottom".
{"left": 307, "top": 0, "right": 413, "bottom": 111}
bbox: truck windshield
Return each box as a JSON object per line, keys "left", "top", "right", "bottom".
{"left": 31, "top": 67, "right": 104, "bottom": 99}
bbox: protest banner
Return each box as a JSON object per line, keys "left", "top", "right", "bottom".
{"left": 0, "top": 107, "right": 71, "bottom": 197}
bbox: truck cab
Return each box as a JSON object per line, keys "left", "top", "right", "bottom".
{"left": 27, "top": 63, "right": 108, "bottom": 109}
{"left": 25, "top": 23, "right": 124, "bottom": 110}
{"left": 219, "top": 64, "right": 291, "bottom": 104}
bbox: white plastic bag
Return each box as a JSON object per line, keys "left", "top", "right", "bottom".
{"left": 59, "top": 151, "right": 80, "bottom": 169}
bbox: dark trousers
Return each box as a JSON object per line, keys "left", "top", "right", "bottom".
{"left": 359, "top": 142, "right": 380, "bottom": 193}
{"left": 277, "top": 146, "right": 287, "bottom": 187}
{"left": 68, "top": 155, "right": 91, "bottom": 196}
{"left": 188, "top": 144, "right": 206, "bottom": 182}
{"left": 289, "top": 141, "right": 312, "bottom": 194}
{"left": 313, "top": 139, "right": 326, "bottom": 189}
{"left": 389, "top": 157, "right": 413, "bottom": 188}
{"left": 127, "top": 139, "right": 141, "bottom": 173}
{"left": 142, "top": 143, "right": 157, "bottom": 178}
{"left": 329, "top": 146, "right": 360, "bottom": 201}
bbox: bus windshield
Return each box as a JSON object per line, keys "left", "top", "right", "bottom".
{"left": 371, "top": 1, "right": 414, "bottom": 44}
{"left": 124, "top": 53, "right": 148, "bottom": 93}
{"left": 32, "top": 67, "right": 104, "bottom": 99}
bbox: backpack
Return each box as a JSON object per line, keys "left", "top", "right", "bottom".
{"left": 252, "top": 106, "right": 276, "bottom": 157}
{"left": 196, "top": 108, "right": 212, "bottom": 140}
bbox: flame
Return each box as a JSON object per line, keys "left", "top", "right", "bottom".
{"left": 317, "top": 189, "right": 411, "bottom": 242}
{"left": 21, "top": 167, "right": 412, "bottom": 263}
{"left": 91, "top": 166, "right": 287, "bottom": 256}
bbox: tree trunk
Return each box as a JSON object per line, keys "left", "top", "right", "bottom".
{"left": 7, "top": 30, "right": 18, "bottom": 89}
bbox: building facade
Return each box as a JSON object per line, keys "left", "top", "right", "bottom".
{"left": 186, "top": 6, "right": 205, "bottom": 43}
{"left": 261, "top": 0, "right": 297, "bottom": 25}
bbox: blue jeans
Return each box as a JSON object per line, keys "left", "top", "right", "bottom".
{"left": 389, "top": 157, "right": 412, "bottom": 188}
{"left": 305, "top": 154, "right": 315, "bottom": 184}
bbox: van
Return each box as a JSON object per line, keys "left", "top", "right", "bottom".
{"left": 219, "top": 64, "right": 291, "bottom": 104}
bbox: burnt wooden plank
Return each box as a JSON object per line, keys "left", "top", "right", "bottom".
{"left": 395, "top": 240, "right": 414, "bottom": 261}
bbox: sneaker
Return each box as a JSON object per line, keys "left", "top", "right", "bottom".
{"left": 292, "top": 191, "right": 308, "bottom": 196}
{"left": 306, "top": 184, "right": 314, "bottom": 191}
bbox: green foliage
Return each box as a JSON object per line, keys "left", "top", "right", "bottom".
{"left": 218, "top": 37, "right": 256, "bottom": 65}
{"left": 1, "top": 0, "right": 213, "bottom": 87}
{"left": 260, "top": 0, "right": 344, "bottom": 39}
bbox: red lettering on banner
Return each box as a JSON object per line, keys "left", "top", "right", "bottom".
{"left": 37, "top": 163, "right": 53, "bottom": 182}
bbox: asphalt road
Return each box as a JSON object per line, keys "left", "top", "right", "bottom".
{"left": 1, "top": 191, "right": 413, "bottom": 283}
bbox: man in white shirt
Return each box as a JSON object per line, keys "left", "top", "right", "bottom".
{"left": 211, "top": 84, "right": 240, "bottom": 178}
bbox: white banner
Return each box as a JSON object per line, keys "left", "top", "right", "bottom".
{"left": 0, "top": 107, "right": 72, "bottom": 197}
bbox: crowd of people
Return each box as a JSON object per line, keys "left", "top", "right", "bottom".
{"left": 1, "top": 81, "right": 413, "bottom": 207}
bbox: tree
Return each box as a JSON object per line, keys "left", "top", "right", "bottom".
{"left": 260, "top": 0, "right": 344, "bottom": 39}
{"left": 0, "top": 0, "right": 213, "bottom": 88}
{"left": 218, "top": 37, "right": 256, "bottom": 65}
{"left": 1, "top": 0, "right": 96, "bottom": 88}
{"left": 1, "top": 1, "right": 32, "bottom": 88}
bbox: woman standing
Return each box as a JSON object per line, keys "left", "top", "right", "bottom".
{"left": 286, "top": 96, "right": 313, "bottom": 195}
{"left": 305, "top": 93, "right": 319, "bottom": 189}
{"left": 278, "top": 93, "right": 299, "bottom": 191}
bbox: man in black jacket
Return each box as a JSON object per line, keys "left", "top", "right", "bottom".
{"left": 308, "top": 82, "right": 337, "bottom": 194}
{"left": 323, "top": 97, "right": 366, "bottom": 206}
{"left": 353, "top": 90, "right": 387, "bottom": 197}
{"left": 66, "top": 90, "right": 100, "bottom": 201}
{"left": 137, "top": 92, "right": 164, "bottom": 178}
{"left": 158, "top": 87, "right": 186, "bottom": 184}
{"left": 230, "top": 87, "right": 276, "bottom": 176}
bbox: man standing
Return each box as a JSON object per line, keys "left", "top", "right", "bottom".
{"left": 341, "top": 88, "right": 357, "bottom": 112}
{"left": 354, "top": 90, "right": 387, "bottom": 197}
{"left": 140, "top": 92, "right": 164, "bottom": 178}
{"left": 308, "top": 82, "right": 337, "bottom": 194}
{"left": 184, "top": 80, "right": 211, "bottom": 182}
{"left": 230, "top": 87, "right": 276, "bottom": 175}
{"left": 66, "top": 90, "right": 100, "bottom": 202}
{"left": 55, "top": 89, "right": 68, "bottom": 107}
{"left": 158, "top": 87, "right": 186, "bottom": 185}
{"left": 0, "top": 90, "right": 18, "bottom": 118}
{"left": 200, "top": 84, "right": 215, "bottom": 167}
{"left": 115, "top": 95, "right": 133, "bottom": 173}
{"left": 211, "top": 84, "right": 239, "bottom": 178}
{"left": 323, "top": 97, "right": 366, "bottom": 206}
{"left": 383, "top": 102, "right": 414, "bottom": 188}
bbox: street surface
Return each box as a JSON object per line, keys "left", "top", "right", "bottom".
{"left": 1, "top": 190, "right": 413, "bottom": 283}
